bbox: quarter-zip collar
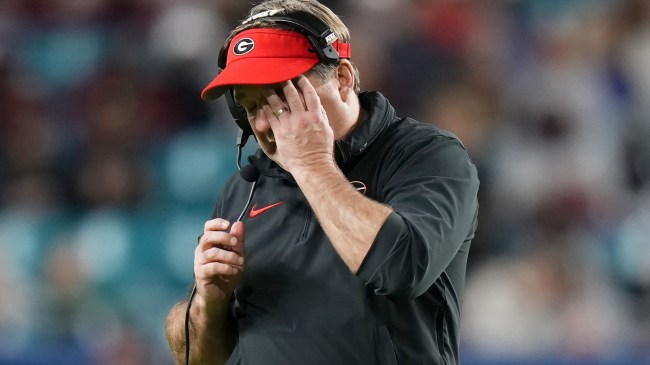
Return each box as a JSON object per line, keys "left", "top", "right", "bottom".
{"left": 248, "top": 91, "right": 398, "bottom": 178}
{"left": 335, "top": 91, "right": 397, "bottom": 172}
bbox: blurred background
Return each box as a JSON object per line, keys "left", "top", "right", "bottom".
{"left": 0, "top": 0, "right": 649, "bottom": 364}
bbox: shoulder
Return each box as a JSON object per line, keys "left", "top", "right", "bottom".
{"left": 383, "top": 117, "right": 473, "bottom": 166}
{"left": 364, "top": 117, "right": 479, "bottom": 200}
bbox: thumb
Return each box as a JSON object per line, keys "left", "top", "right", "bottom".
{"left": 229, "top": 221, "right": 246, "bottom": 255}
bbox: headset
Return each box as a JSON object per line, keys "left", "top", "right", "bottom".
{"left": 218, "top": 10, "right": 348, "bottom": 140}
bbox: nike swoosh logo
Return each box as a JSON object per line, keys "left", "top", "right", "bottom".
{"left": 249, "top": 201, "right": 284, "bottom": 218}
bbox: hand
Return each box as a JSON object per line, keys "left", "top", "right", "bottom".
{"left": 261, "top": 75, "right": 335, "bottom": 173}
{"left": 193, "top": 218, "right": 246, "bottom": 313}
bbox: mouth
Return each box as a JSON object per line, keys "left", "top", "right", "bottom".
{"left": 266, "top": 130, "right": 275, "bottom": 143}
{"left": 257, "top": 131, "right": 276, "bottom": 156}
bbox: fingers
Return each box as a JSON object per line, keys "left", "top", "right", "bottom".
{"left": 262, "top": 104, "right": 280, "bottom": 130}
{"left": 198, "top": 230, "right": 237, "bottom": 251}
{"left": 264, "top": 77, "right": 314, "bottom": 113}
{"left": 261, "top": 87, "right": 286, "bottom": 133}
{"left": 295, "top": 75, "right": 320, "bottom": 112}
{"left": 197, "top": 218, "right": 246, "bottom": 272}
{"left": 229, "top": 221, "right": 246, "bottom": 255}
{"left": 200, "top": 246, "right": 244, "bottom": 267}
{"left": 282, "top": 79, "right": 306, "bottom": 112}
{"left": 263, "top": 87, "right": 289, "bottom": 117}
{"left": 204, "top": 218, "right": 230, "bottom": 232}
{"left": 200, "top": 261, "right": 241, "bottom": 277}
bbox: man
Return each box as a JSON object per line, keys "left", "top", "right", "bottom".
{"left": 165, "top": 1, "right": 479, "bottom": 364}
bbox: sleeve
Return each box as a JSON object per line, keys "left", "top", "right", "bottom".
{"left": 356, "top": 135, "right": 480, "bottom": 298}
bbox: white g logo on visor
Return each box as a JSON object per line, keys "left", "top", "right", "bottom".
{"left": 233, "top": 38, "right": 255, "bottom": 55}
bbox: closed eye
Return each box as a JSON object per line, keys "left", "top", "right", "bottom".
{"left": 239, "top": 102, "right": 256, "bottom": 114}
{"left": 234, "top": 97, "right": 256, "bottom": 115}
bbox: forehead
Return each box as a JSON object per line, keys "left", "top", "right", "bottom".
{"left": 232, "top": 84, "right": 280, "bottom": 102}
{"left": 232, "top": 72, "right": 325, "bottom": 101}
{"left": 232, "top": 75, "right": 308, "bottom": 101}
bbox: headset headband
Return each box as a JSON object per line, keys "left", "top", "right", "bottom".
{"left": 218, "top": 9, "right": 346, "bottom": 69}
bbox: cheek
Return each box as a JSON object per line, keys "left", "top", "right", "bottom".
{"left": 251, "top": 109, "right": 271, "bottom": 133}
{"left": 249, "top": 111, "right": 276, "bottom": 152}
{"left": 314, "top": 84, "right": 338, "bottom": 111}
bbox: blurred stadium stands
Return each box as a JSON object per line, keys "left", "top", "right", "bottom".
{"left": 0, "top": 0, "right": 649, "bottom": 364}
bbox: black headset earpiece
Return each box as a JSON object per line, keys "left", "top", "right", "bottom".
{"left": 219, "top": 10, "right": 343, "bottom": 138}
{"left": 225, "top": 87, "right": 252, "bottom": 136}
{"left": 215, "top": 42, "right": 252, "bottom": 136}
{"left": 246, "top": 10, "right": 342, "bottom": 64}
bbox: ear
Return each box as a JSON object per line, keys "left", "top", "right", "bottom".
{"left": 336, "top": 60, "right": 355, "bottom": 102}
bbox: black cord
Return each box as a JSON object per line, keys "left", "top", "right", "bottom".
{"left": 237, "top": 180, "right": 258, "bottom": 221}
{"left": 236, "top": 147, "right": 243, "bottom": 171}
{"left": 184, "top": 284, "right": 197, "bottom": 365}
{"left": 236, "top": 130, "right": 250, "bottom": 171}
{"left": 184, "top": 136, "right": 254, "bottom": 365}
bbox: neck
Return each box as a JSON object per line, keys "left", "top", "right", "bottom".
{"left": 336, "top": 92, "right": 361, "bottom": 140}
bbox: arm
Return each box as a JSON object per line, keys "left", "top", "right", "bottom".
{"left": 165, "top": 219, "right": 246, "bottom": 364}
{"left": 283, "top": 130, "right": 478, "bottom": 291}
{"left": 290, "top": 135, "right": 478, "bottom": 296}
{"left": 290, "top": 160, "right": 392, "bottom": 272}
{"left": 165, "top": 296, "right": 235, "bottom": 365}
{"left": 355, "top": 136, "right": 479, "bottom": 297}
{"left": 262, "top": 76, "right": 478, "bottom": 296}
{"left": 261, "top": 75, "right": 391, "bottom": 273}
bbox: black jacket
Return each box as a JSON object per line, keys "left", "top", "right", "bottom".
{"left": 214, "top": 92, "right": 479, "bottom": 365}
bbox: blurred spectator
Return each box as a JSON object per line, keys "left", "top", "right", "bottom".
{"left": 0, "top": 65, "right": 64, "bottom": 213}
{"left": 67, "top": 65, "right": 152, "bottom": 209}
{"left": 462, "top": 243, "right": 634, "bottom": 359}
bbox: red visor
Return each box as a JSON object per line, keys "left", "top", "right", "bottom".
{"left": 201, "top": 28, "right": 351, "bottom": 100}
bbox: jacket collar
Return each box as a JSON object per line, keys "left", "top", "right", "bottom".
{"left": 335, "top": 91, "right": 396, "bottom": 172}
{"left": 249, "top": 91, "right": 398, "bottom": 178}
